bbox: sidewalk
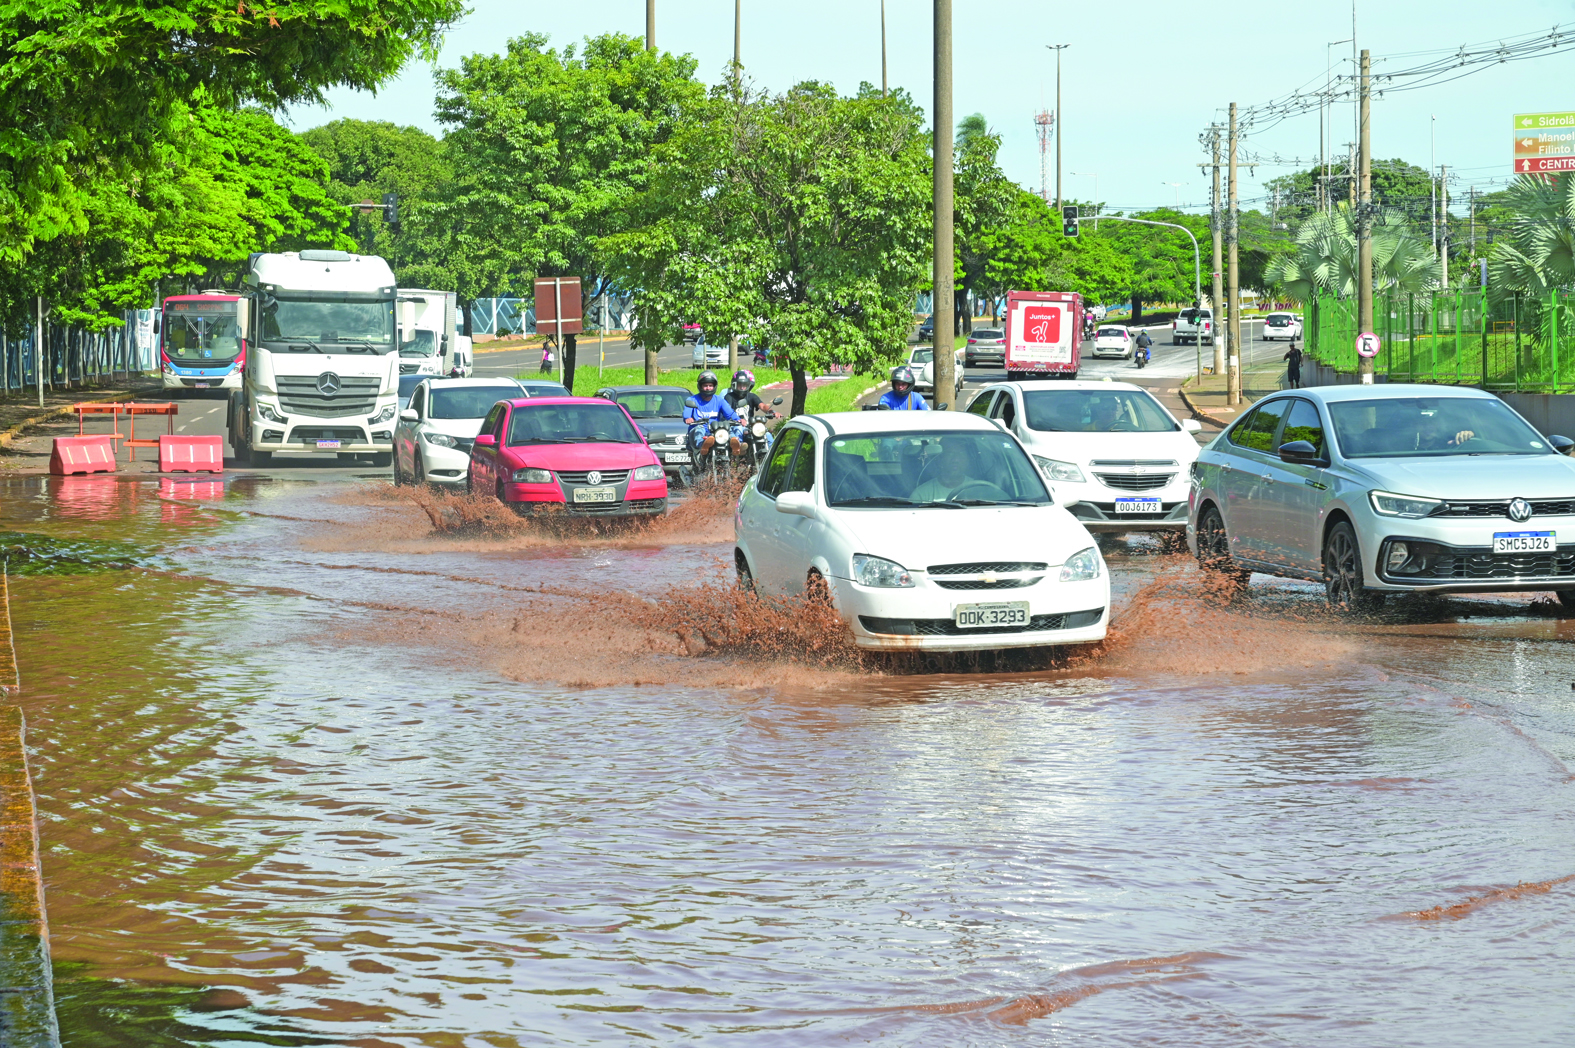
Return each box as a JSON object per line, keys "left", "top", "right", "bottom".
{"left": 1144, "top": 363, "right": 1286, "bottom": 429}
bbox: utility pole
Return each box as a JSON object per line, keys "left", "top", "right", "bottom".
{"left": 1469, "top": 184, "right": 1476, "bottom": 255}
{"left": 643, "top": 5, "right": 659, "bottom": 384}
{"left": 34, "top": 296, "right": 43, "bottom": 408}
{"left": 728, "top": 0, "right": 741, "bottom": 377}
{"left": 881, "top": 0, "right": 888, "bottom": 95}
{"left": 1440, "top": 163, "right": 1449, "bottom": 288}
{"left": 1201, "top": 126, "right": 1225, "bottom": 377}
{"left": 932, "top": 0, "right": 955, "bottom": 410}
{"left": 1047, "top": 45, "right": 1069, "bottom": 213}
{"left": 1356, "top": 48, "right": 1374, "bottom": 384}
{"left": 1227, "top": 102, "right": 1241, "bottom": 406}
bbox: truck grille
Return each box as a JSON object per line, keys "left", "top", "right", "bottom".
{"left": 1095, "top": 472, "right": 1175, "bottom": 492}
{"left": 276, "top": 375, "right": 381, "bottom": 418}
{"left": 290, "top": 426, "right": 367, "bottom": 443}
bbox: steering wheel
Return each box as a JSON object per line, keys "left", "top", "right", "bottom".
{"left": 946, "top": 480, "right": 1010, "bottom": 501}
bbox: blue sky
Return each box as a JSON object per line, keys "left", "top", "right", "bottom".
{"left": 292, "top": 0, "right": 1574, "bottom": 215}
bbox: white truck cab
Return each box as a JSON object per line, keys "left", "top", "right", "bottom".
{"left": 231, "top": 250, "right": 401, "bottom": 466}
{"left": 397, "top": 289, "right": 458, "bottom": 378}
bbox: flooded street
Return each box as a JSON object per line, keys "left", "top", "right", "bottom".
{"left": 4, "top": 472, "right": 1575, "bottom": 1046}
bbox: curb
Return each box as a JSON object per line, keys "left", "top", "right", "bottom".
{"left": 1177, "top": 378, "right": 1230, "bottom": 429}
{"left": 0, "top": 391, "right": 130, "bottom": 451}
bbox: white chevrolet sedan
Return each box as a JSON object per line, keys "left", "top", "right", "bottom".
{"left": 733, "top": 411, "right": 1109, "bottom": 652}
{"left": 393, "top": 377, "right": 525, "bottom": 487}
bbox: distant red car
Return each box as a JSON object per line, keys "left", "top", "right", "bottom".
{"left": 467, "top": 397, "right": 669, "bottom": 518}
{"left": 681, "top": 322, "right": 704, "bottom": 343}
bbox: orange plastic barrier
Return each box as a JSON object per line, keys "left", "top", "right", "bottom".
{"left": 157, "top": 434, "right": 223, "bottom": 474}
{"left": 122, "top": 402, "right": 177, "bottom": 461}
{"left": 49, "top": 435, "right": 117, "bottom": 476}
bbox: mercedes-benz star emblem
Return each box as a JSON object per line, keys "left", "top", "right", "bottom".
{"left": 1509, "top": 498, "right": 1532, "bottom": 522}
{"left": 586, "top": 470, "right": 602, "bottom": 486}
{"left": 316, "top": 372, "right": 342, "bottom": 396}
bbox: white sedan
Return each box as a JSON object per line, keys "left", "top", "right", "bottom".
{"left": 1261, "top": 312, "right": 1303, "bottom": 341}
{"left": 393, "top": 377, "right": 525, "bottom": 486}
{"left": 733, "top": 411, "right": 1109, "bottom": 652}
{"left": 1091, "top": 325, "right": 1133, "bottom": 359}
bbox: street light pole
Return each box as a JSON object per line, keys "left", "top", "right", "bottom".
{"left": 1047, "top": 45, "right": 1069, "bottom": 213}
{"left": 728, "top": 0, "right": 742, "bottom": 377}
{"left": 881, "top": 0, "right": 888, "bottom": 95}
{"left": 932, "top": 0, "right": 955, "bottom": 410}
{"left": 1162, "top": 182, "right": 1185, "bottom": 208}
{"left": 1227, "top": 101, "right": 1241, "bottom": 407}
{"left": 1095, "top": 215, "right": 1204, "bottom": 382}
{"left": 643, "top": 0, "right": 659, "bottom": 384}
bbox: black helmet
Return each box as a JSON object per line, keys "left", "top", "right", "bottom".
{"left": 697, "top": 370, "right": 719, "bottom": 394}
{"left": 731, "top": 368, "right": 755, "bottom": 394}
{"left": 891, "top": 365, "right": 916, "bottom": 394}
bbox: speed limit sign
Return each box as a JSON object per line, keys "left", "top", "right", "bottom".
{"left": 1356, "top": 332, "right": 1381, "bottom": 358}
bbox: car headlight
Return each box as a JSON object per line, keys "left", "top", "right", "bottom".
{"left": 1059, "top": 546, "right": 1102, "bottom": 582}
{"left": 1369, "top": 490, "right": 1444, "bottom": 519}
{"left": 423, "top": 430, "right": 460, "bottom": 448}
{"left": 852, "top": 554, "right": 914, "bottom": 588}
{"left": 1033, "top": 456, "right": 1086, "bottom": 483}
{"left": 631, "top": 464, "right": 664, "bottom": 481}
{"left": 257, "top": 402, "right": 285, "bottom": 424}
{"left": 512, "top": 467, "right": 552, "bottom": 483}
{"left": 369, "top": 405, "right": 397, "bottom": 424}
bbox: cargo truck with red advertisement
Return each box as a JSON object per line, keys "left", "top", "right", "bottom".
{"left": 1004, "top": 290, "right": 1082, "bottom": 379}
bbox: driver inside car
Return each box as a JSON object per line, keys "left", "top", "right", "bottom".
{"left": 912, "top": 445, "right": 975, "bottom": 502}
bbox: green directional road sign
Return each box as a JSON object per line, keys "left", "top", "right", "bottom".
{"left": 1514, "top": 112, "right": 1575, "bottom": 174}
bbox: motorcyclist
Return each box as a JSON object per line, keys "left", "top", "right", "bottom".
{"left": 1135, "top": 329, "right": 1153, "bottom": 364}
{"left": 683, "top": 370, "right": 741, "bottom": 458}
{"left": 723, "top": 369, "right": 774, "bottom": 455}
{"left": 877, "top": 365, "right": 930, "bottom": 410}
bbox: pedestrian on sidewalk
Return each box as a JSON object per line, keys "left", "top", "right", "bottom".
{"left": 540, "top": 339, "right": 555, "bottom": 374}
{"left": 1284, "top": 341, "right": 1303, "bottom": 389}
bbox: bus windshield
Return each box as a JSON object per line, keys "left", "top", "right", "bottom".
{"left": 261, "top": 292, "right": 396, "bottom": 352}
{"left": 163, "top": 300, "right": 241, "bottom": 364}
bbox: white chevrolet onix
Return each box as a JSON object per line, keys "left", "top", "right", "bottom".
{"left": 733, "top": 411, "right": 1109, "bottom": 652}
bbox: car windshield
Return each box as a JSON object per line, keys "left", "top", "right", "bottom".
{"left": 1022, "top": 389, "right": 1176, "bottom": 433}
{"left": 1097, "top": 327, "right": 1127, "bottom": 338}
{"left": 824, "top": 431, "right": 1051, "bottom": 507}
{"left": 163, "top": 304, "right": 241, "bottom": 363}
{"left": 399, "top": 330, "right": 438, "bottom": 358}
{"left": 430, "top": 386, "right": 522, "bottom": 420}
{"left": 262, "top": 293, "right": 396, "bottom": 351}
{"left": 909, "top": 348, "right": 934, "bottom": 364}
{"left": 1328, "top": 397, "right": 1553, "bottom": 458}
{"left": 615, "top": 390, "right": 687, "bottom": 418}
{"left": 507, "top": 403, "right": 642, "bottom": 445}
{"left": 972, "top": 329, "right": 1003, "bottom": 340}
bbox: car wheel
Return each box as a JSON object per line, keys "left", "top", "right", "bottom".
{"left": 392, "top": 450, "right": 406, "bottom": 485}
{"left": 1323, "top": 521, "right": 1383, "bottom": 612}
{"left": 495, "top": 479, "right": 507, "bottom": 504}
{"left": 413, "top": 450, "right": 427, "bottom": 486}
{"left": 805, "top": 569, "right": 833, "bottom": 607}
{"left": 1555, "top": 590, "right": 1575, "bottom": 616}
{"left": 1196, "top": 504, "right": 1250, "bottom": 595}
{"left": 736, "top": 551, "right": 756, "bottom": 594}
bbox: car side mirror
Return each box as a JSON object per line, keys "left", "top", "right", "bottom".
{"left": 1277, "top": 439, "right": 1323, "bottom": 464}
{"left": 400, "top": 408, "right": 418, "bottom": 421}
{"left": 772, "top": 396, "right": 784, "bottom": 406}
{"left": 775, "top": 490, "right": 817, "bottom": 519}
{"left": 935, "top": 402, "right": 950, "bottom": 411}
{"left": 475, "top": 434, "right": 496, "bottom": 447}
{"left": 1181, "top": 419, "right": 1202, "bottom": 433}
{"left": 1548, "top": 434, "right": 1574, "bottom": 455}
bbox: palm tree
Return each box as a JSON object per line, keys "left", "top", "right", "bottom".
{"left": 1488, "top": 172, "right": 1575, "bottom": 298}
{"left": 1265, "top": 203, "right": 1439, "bottom": 302}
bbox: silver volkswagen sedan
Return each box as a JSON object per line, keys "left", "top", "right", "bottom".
{"left": 1186, "top": 383, "right": 1575, "bottom": 610}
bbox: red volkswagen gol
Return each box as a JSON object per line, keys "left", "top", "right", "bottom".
{"left": 467, "top": 397, "right": 669, "bottom": 517}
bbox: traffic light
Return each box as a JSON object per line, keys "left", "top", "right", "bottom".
{"left": 382, "top": 192, "right": 400, "bottom": 234}
{"left": 1062, "top": 205, "right": 1079, "bottom": 238}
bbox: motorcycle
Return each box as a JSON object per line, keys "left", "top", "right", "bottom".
{"left": 1134, "top": 341, "right": 1151, "bottom": 369}
{"left": 738, "top": 396, "right": 784, "bottom": 471}
{"left": 699, "top": 417, "right": 736, "bottom": 480}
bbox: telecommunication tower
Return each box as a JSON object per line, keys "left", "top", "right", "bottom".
{"left": 1034, "top": 110, "right": 1055, "bottom": 201}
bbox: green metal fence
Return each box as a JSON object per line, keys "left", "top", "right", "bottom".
{"left": 1308, "top": 290, "right": 1575, "bottom": 393}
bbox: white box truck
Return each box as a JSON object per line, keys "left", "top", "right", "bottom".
{"left": 230, "top": 250, "right": 401, "bottom": 466}
{"left": 396, "top": 289, "right": 459, "bottom": 377}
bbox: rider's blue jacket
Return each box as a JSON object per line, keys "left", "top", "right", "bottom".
{"left": 878, "top": 389, "right": 930, "bottom": 410}
{"left": 683, "top": 392, "right": 740, "bottom": 425}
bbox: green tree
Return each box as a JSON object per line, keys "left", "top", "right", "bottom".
{"left": 1264, "top": 158, "right": 1435, "bottom": 229}
{"left": 1486, "top": 172, "right": 1575, "bottom": 342}
{"left": 980, "top": 190, "right": 1133, "bottom": 306}
{"left": 612, "top": 80, "right": 931, "bottom": 414}
{"left": 1094, "top": 208, "right": 1209, "bottom": 320}
{"left": 419, "top": 32, "right": 703, "bottom": 389}
{"left": 0, "top": 0, "right": 463, "bottom": 266}
{"left": 952, "top": 115, "right": 1017, "bottom": 332}
{"left": 1264, "top": 203, "right": 1438, "bottom": 303}
{"left": 299, "top": 119, "right": 451, "bottom": 257}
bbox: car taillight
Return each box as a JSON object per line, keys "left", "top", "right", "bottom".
{"left": 967, "top": 338, "right": 976, "bottom": 344}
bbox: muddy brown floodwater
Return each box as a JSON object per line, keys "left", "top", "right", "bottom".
{"left": 3, "top": 471, "right": 1575, "bottom": 1046}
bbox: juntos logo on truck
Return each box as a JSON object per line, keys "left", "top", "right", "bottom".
{"left": 1022, "top": 305, "right": 1061, "bottom": 343}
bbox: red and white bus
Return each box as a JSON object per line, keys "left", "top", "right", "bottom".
{"left": 160, "top": 293, "right": 248, "bottom": 392}
{"left": 1004, "top": 290, "right": 1082, "bottom": 379}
